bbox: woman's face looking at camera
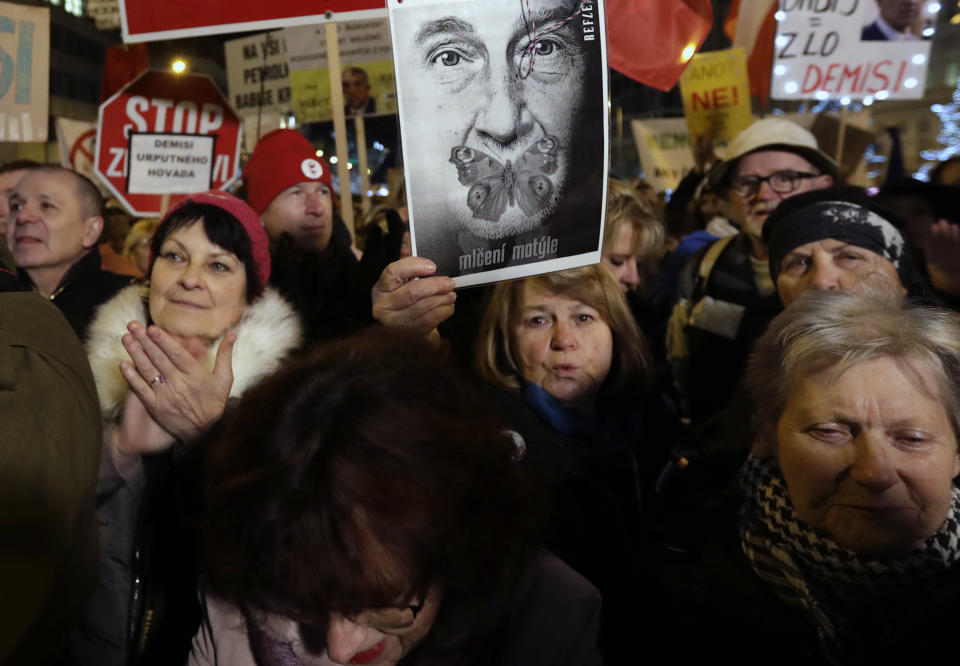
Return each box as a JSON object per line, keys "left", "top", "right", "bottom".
{"left": 775, "top": 238, "right": 905, "bottom": 307}
{"left": 774, "top": 356, "right": 960, "bottom": 559}
{"left": 513, "top": 281, "right": 613, "bottom": 410}
{"left": 148, "top": 219, "right": 247, "bottom": 346}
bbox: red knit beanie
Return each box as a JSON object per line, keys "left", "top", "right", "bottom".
{"left": 242, "top": 129, "right": 334, "bottom": 215}
{"left": 154, "top": 190, "right": 271, "bottom": 296}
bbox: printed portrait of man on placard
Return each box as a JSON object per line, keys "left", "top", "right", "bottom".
{"left": 861, "top": 0, "right": 927, "bottom": 41}
{"left": 391, "top": 0, "right": 608, "bottom": 285}
{"left": 343, "top": 66, "right": 377, "bottom": 115}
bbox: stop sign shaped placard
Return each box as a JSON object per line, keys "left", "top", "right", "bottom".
{"left": 95, "top": 70, "right": 242, "bottom": 216}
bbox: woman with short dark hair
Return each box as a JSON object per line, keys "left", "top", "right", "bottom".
{"left": 74, "top": 191, "right": 302, "bottom": 666}
{"left": 192, "top": 331, "right": 603, "bottom": 666}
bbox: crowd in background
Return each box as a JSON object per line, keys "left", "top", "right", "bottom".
{"left": 4, "top": 116, "right": 960, "bottom": 666}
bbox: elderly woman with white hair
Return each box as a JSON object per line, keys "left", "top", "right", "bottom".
{"left": 658, "top": 289, "right": 960, "bottom": 663}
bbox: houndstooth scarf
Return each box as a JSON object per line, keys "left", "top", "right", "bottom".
{"left": 739, "top": 457, "right": 960, "bottom": 650}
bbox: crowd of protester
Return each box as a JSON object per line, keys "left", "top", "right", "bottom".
{"left": 4, "top": 118, "right": 960, "bottom": 666}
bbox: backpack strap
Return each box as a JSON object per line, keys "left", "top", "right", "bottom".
{"left": 666, "top": 234, "right": 737, "bottom": 364}
{"left": 696, "top": 233, "right": 735, "bottom": 288}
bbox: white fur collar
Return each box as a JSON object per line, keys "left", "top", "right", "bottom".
{"left": 86, "top": 283, "right": 302, "bottom": 418}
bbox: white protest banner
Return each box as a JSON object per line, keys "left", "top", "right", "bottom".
{"left": 284, "top": 18, "right": 397, "bottom": 123}
{"left": 0, "top": 2, "right": 48, "bottom": 142}
{"left": 127, "top": 133, "right": 215, "bottom": 194}
{"left": 389, "top": 0, "right": 609, "bottom": 287}
{"left": 224, "top": 30, "right": 292, "bottom": 123}
{"left": 631, "top": 118, "right": 697, "bottom": 192}
{"left": 771, "top": 0, "right": 933, "bottom": 101}
{"left": 56, "top": 117, "right": 103, "bottom": 191}
{"left": 87, "top": 0, "right": 120, "bottom": 31}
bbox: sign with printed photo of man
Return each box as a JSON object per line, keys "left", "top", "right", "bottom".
{"left": 771, "top": 0, "right": 933, "bottom": 101}
{"left": 389, "top": 0, "right": 609, "bottom": 287}
{"left": 284, "top": 18, "right": 397, "bottom": 123}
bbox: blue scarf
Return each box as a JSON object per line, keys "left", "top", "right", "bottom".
{"left": 520, "top": 382, "right": 597, "bottom": 437}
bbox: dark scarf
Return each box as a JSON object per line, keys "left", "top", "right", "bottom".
{"left": 521, "top": 381, "right": 596, "bottom": 436}
{"left": 739, "top": 457, "right": 960, "bottom": 654}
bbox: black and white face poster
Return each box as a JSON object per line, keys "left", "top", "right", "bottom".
{"left": 388, "top": 0, "right": 608, "bottom": 287}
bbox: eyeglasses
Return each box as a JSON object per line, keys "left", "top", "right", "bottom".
{"left": 350, "top": 596, "right": 427, "bottom": 633}
{"left": 728, "top": 170, "right": 820, "bottom": 197}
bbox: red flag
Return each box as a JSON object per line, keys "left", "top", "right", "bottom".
{"left": 100, "top": 43, "right": 149, "bottom": 103}
{"left": 724, "top": 0, "right": 777, "bottom": 107}
{"left": 606, "top": 0, "right": 713, "bottom": 92}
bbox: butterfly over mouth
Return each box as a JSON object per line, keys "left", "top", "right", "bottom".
{"left": 449, "top": 136, "right": 560, "bottom": 223}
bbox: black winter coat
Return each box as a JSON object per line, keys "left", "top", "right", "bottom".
{"left": 488, "top": 385, "right": 690, "bottom": 665}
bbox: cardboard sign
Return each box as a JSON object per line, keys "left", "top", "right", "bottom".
{"left": 0, "top": 2, "right": 48, "bottom": 142}
{"left": 95, "top": 71, "right": 242, "bottom": 216}
{"left": 390, "top": 0, "right": 609, "bottom": 287}
{"left": 119, "top": 0, "right": 387, "bottom": 42}
{"left": 771, "top": 0, "right": 932, "bottom": 101}
{"left": 284, "top": 18, "right": 396, "bottom": 123}
{"left": 127, "top": 133, "right": 215, "bottom": 194}
{"left": 242, "top": 113, "right": 284, "bottom": 154}
{"left": 630, "top": 118, "right": 700, "bottom": 191}
{"left": 224, "top": 30, "right": 292, "bottom": 119}
{"left": 87, "top": 0, "right": 121, "bottom": 30}
{"left": 679, "top": 48, "right": 752, "bottom": 142}
{"left": 56, "top": 117, "right": 105, "bottom": 193}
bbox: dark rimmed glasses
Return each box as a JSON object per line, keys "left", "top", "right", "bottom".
{"left": 728, "top": 170, "right": 821, "bottom": 197}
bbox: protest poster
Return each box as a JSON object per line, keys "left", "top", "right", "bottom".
{"left": 771, "top": 0, "right": 933, "bottom": 101}
{"left": 679, "top": 48, "right": 752, "bottom": 142}
{"left": 224, "top": 30, "right": 292, "bottom": 132}
{"left": 87, "top": 0, "right": 120, "bottom": 30}
{"left": 56, "top": 117, "right": 105, "bottom": 193}
{"left": 119, "top": 0, "right": 386, "bottom": 42}
{"left": 284, "top": 18, "right": 397, "bottom": 123}
{"left": 389, "top": 0, "right": 609, "bottom": 287}
{"left": 126, "top": 133, "right": 216, "bottom": 194}
{"left": 0, "top": 2, "right": 48, "bottom": 142}
{"left": 95, "top": 71, "right": 242, "bottom": 216}
{"left": 630, "top": 118, "right": 698, "bottom": 192}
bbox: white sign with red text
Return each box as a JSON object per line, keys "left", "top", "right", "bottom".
{"left": 771, "top": 0, "right": 932, "bottom": 101}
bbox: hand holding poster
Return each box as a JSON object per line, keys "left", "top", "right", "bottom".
{"left": 389, "top": 0, "right": 609, "bottom": 287}
{"left": 679, "top": 48, "right": 752, "bottom": 143}
{"left": 771, "top": 0, "right": 933, "bottom": 101}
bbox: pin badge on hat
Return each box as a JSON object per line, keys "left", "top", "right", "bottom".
{"left": 301, "top": 158, "right": 324, "bottom": 180}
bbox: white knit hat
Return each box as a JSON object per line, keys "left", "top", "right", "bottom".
{"left": 708, "top": 118, "right": 839, "bottom": 190}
